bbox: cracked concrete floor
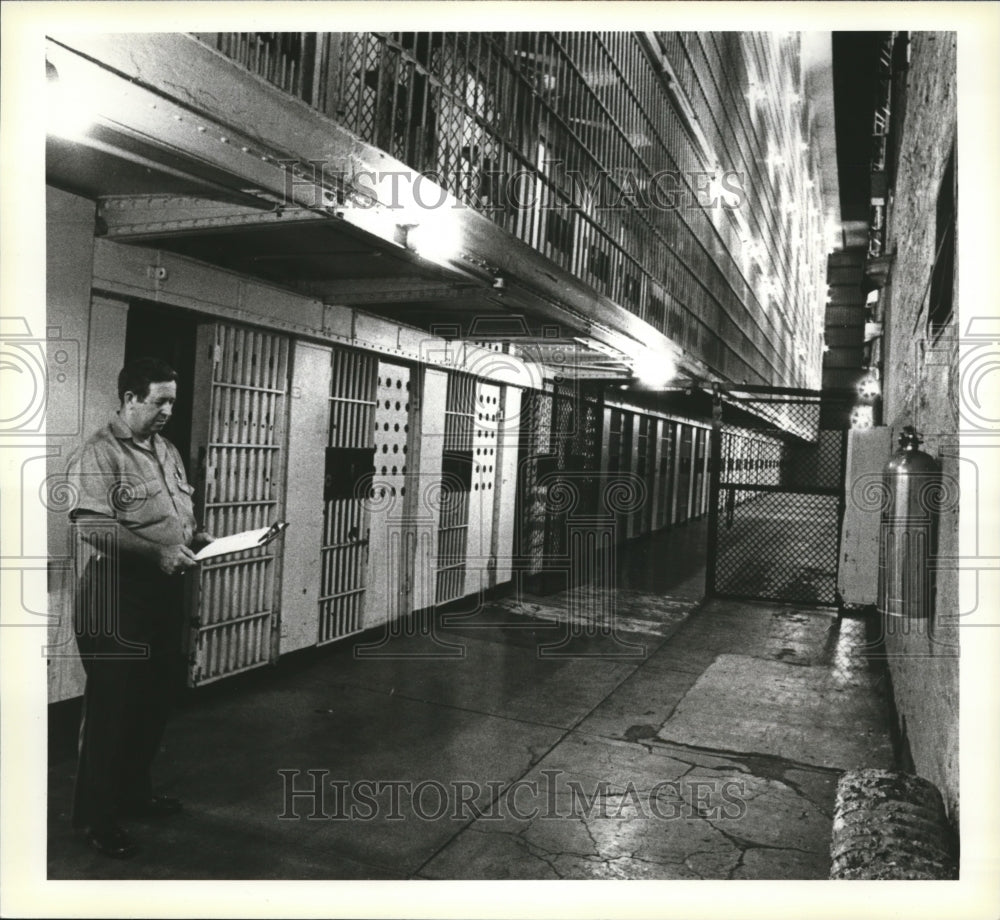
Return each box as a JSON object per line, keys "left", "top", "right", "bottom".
{"left": 47, "top": 524, "right": 894, "bottom": 880}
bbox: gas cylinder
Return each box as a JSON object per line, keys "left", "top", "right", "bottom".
{"left": 877, "top": 426, "right": 940, "bottom": 618}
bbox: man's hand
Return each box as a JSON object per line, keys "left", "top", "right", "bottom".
{"left": 157, "top": 544, "right": 199, "bottom": 575}
{"left": 192, "top": 531, "right": 216, "bottom": 552}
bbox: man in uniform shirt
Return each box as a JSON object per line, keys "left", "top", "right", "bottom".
{"left": 69, "top": 357, "right": 213, "bottom": 859}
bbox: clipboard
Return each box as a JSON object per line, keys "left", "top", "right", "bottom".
{"left": 193, "top": 521, "right": 289, "bottom": 561}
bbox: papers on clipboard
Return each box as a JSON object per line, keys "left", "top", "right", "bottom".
{"left": 193, "top": 522, "right": 289, "bottom": 561}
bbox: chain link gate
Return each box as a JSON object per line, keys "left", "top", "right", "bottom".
{"left": 707, "top": 386, "right": 851, "bottom": 607}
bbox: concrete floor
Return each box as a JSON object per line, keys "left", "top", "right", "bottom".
{"left": 47, "top": 520, "right": 895, "bottom": 880}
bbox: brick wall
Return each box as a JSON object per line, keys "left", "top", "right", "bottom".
{"left": 879, "top": 32, "right": 959, "bottom": 824}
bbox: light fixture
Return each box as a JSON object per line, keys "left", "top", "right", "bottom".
{"left": 632, "top": 351, "right": 677, "bottom": 388}
{"left": 46, "top": 59, "right": 98, "bottom": 142}
{"left": 851, "top": 406, "right": 875, "bottom": 430}
{"left": 857, "top": 374, "right": 881, "bottom": 401}
{"left": 401, "top": 217, "right": 463, "bottom": 265}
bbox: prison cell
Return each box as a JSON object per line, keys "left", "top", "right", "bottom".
{"left": 319, "top": 347, "right": 378, "bottom": 644}
{"left": 188, "top": 323, "right": 290, "bottom": 686}
{"left": 634, "top": 415, "right": 654, "bottom": 537}
{"left": 655, "top": 422, "right": 675, "bottom": 530}
{"left": 516, "top": 390, "right": 554, "bottom": 579}
{"left": 436, "top": 372, "right": 476, "bottom": 605}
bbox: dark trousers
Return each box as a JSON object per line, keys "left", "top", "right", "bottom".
{"left": 72, "top": 555, "right": 185, "bottom": 830}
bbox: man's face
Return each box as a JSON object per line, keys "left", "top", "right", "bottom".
{"left": 123, "top": 380, "right": 177, "bottom": 439}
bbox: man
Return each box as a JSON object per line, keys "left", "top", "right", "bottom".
{"left": 69, "top": 357, "right": 213, "bottom": 859}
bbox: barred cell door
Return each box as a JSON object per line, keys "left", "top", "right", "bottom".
{"left": 655, "top": 421, "right": 675, "bottom": 530}
{"left": 436, "top": 372, "right": 475, "bottom": 604}
{"left": 187, "top": 322, "right": 290, "bottom": 685}
{"left": 319, "top": 347, "right": 378, "bottom": 643}
{"left": 516, "top": 390, "right": 553, "bottom": 579}
{"left": 707, "top": 387, "right": 849, "bottom": 607}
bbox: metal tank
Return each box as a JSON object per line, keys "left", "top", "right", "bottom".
{"left": 877, "top": 426, "right": 940, "bottom": 619}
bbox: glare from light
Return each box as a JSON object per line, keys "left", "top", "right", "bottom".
{"left": 404, "top": 218, "right": 463, "bottom": 265}
{"left": 851, "top": 406, "right": 875, "bottom": 430}
{"left": 857, "top": 374, "right": 881, "bottom": 401}
{"left": 47, "top": 71, "right": 98, "bottom": 142}
{"left": 632, "top": 351, "right": 677, "bottom": 388}
{"left": 708, "top": 172, "right": 741, "bottom": 209}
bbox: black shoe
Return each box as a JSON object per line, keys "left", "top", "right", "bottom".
{"left": 120, "top": 795, "right": 184, "bottom": 818}
{"left": 87, "top": 824, "right": 139, "bottom": 860}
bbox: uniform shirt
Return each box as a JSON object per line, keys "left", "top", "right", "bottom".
{"left": 70, "top": 411, "right": 197, "bottom": 548}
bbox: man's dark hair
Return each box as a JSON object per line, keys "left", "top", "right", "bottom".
{"left": 118, "top": 357, "right": 178, "bottom": 403}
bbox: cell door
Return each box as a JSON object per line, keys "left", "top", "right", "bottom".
{"left": 635, "top": 415, "right": 653, "bottom": 536}
{"left": 675, "top": 425, "right": 693, "bottom": 524}
{"left": 436, "top": 372, "right": 475, "bottom": 605}
{"left": 656, "top": 421, "right": 675, "bottom": 530}
{"left": 516, "top": 390, "right": 552, "bottom": 579}
{"left": 466, "top": 379, "right": 501, "bottom": 597}
{"left": 365, "top": 360, "right": 416, "bottom": 629}
{"left": 319, "top": 347, "right": 378, "bottom": 643}
{"left": 188, "top": 322, "right": 290, "bottom": 686}
{"left": 692, "top": 428, "right": 707, "bottom": 518}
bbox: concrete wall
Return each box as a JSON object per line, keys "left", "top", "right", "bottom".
{"left": 878, "top": 32, "right": 959, "bottom": 823}
{"left": 46, "top": 187, "right": 99, "bottom": 703}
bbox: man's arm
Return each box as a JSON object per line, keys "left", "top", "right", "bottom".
{"left": 72, "top": 512, "right": 198, "bottom": 575}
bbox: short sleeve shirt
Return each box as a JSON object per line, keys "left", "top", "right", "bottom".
{"left": 69, "top": 411, "right": 197, "bottom": 547}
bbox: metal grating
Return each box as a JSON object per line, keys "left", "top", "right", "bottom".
{"left": 319, "top": 347, "right": 377, "bottom": 644}
{"left": 708, "top": 391, "right": 847, "bottom": 606}
{"left": 190, "top": 324, "right": 289, "bottom": 685}
{"left": 436, "top": 372, "right": 475, "bottom": 604}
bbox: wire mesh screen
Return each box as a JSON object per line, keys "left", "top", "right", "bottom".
{"left": 709, "top": 391, "right": 847, "bottom": 607}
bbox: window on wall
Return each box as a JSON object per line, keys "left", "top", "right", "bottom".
{"left": 929, "top": 143, "right": 956, "bottom": 337}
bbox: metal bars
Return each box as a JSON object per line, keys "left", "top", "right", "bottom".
{"left": 436, "top": 372, "right": 475, "bottom": 604}
{"left": 319, "top": 347, "right": 377, "bottom": 643}
{"left": 516, "top": 390, "right": 553, "bottom": 577}
{"left": 198, "top": 30, "right": 827, "bottom": 388}
{"left": 190, "top": 324, "right": 289, "bottom": 685}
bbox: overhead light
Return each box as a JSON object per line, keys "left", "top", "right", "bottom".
{"left": 851, "top": 406, "right": 875, "bottom": 430}
{"left": 632, "top": 351, "right": 677, "bottom": 388}
{"left": 857, "top": 374, "right": 881, "bottom": 401}
{"left": 401, "top": 217, "right": 463, "bottom": 265}
{"left": 46, "top": 59, "right": 98, "bottom": 142}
